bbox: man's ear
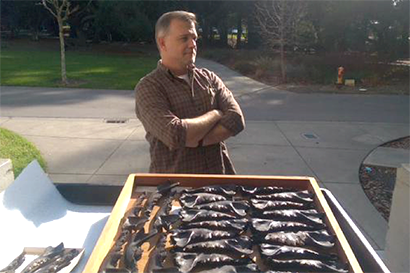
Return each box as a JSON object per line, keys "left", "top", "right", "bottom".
{"left": 158, "top": 37, "right": 166, "bottom": 52}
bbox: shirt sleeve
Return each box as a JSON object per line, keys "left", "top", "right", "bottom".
{"left": 135, "top": 78, "right": 187, "bottom": 150}
{"left": 207, "top": 70, "right": 245, "bottom": 136}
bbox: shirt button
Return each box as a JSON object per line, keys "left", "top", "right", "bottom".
{"left": 197, "top": 107, "right": 201, "bottom": 111}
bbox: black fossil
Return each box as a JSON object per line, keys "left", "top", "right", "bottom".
{"left": 180, "top": 218, "right": 248, "bottom": 232}
{"left": 254, "top": 190, "right": 314, "bottom": 203}
{"left": 173, "top": 253, "right": 252, "bottom": 273}
{"left": 260, "top": 244, "right": 338, "bottom": 261}
{"left": 180, "top": 236, "right": 253, "bottom": 255}
{"left": 264, "top": 258, "right": 348, "bottom": 273}
{"left": 154, "top": 189, "right": 178, "bottom": 231}
{"left": 253, "top": 209, "right": 324, "bottom": 226}
{"left": 153, "top": 264, "right": 259, "bottom": 273}
{"left": 240, "top": 185, "right": 298, "bottom": 195}
{"left": 251, "top": 218, "right": 326, "bottom": 233}
{"left": 171, "top": 228, "right": 240, "bottom": 248}
{"left": 124, "top": 229, "right": 158, "bottom": 271}
{"left": 193, "top": 264, "right": 259, "bottom": 273}
{"left": 21, "top": 243, "right": 65, "bottom": 273}
{"left": 251, "top": 199, "right": 313, "bottom": 211}
{"left": 194, "top": 200, "right": 249, "bottom": 217}
{"left": 255, "top": 230, "right": 335, "bottom": 249}
{"left": 145, "top": 233, "right": 168, "bottom": 273}
{"left": 182, "top": 185, "right": 237, "bottom": 196}
{"left": 33, "top": 249, "right": 80, "bottom": 273}
{"left": 0, "top": 251, "right": 25, "bottom": 273}
{"left": 179, "top": 193, "right": 228, "bottom": 208}
{"left": 180, "top": 209, "right": 237, "bottom": 222}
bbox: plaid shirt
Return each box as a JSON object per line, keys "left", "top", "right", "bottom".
{"left": 135, "top": 61, "right": 245, "bottom": 174}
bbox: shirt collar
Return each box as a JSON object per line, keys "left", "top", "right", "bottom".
{"left": 157, "top": 60, "right": 196, "bottom": 81}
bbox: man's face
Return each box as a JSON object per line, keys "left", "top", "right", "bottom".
{"left": 159, "top": 19, "right": 198, "bottom": 72}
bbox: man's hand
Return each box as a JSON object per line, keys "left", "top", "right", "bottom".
{"left": 183, "top": 109, "right": 223, "bottom": 147}
{"left": 201, "top": 123, "right": 232, "bottom": 146}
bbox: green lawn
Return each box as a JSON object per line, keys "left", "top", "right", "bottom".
{"left": 0, "top": 128, "right": 47, "bottom": 178}
{"left": 0, "top": 47, "right": 158, "bottom": 90}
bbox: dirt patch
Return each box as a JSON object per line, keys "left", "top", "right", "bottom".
{"left": 359, "top": 136, "right": 410, "bottom": 221}
{"left": 381, "top": 136, "right": 410, "bottom": 149}
{"left": 360, "top": 165, "right": 396, "bottom": 221}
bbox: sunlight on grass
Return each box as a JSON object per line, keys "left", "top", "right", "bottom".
{"left": 13, "top": 71, "right": 53, "bottom": 76}
{"left": 71, "top": 67, "right": 114, "bottom": 76}
{"left": 0, "top": 128, "right": 47, "bottom": 177}
{"left": 1, "top": 48, "right": 158, "bottom": 90}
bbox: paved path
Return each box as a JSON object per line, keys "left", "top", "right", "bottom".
{"left": 1, "top": 57, "right": 409, "bottom": 256}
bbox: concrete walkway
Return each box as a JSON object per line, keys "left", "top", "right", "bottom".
{"left": 1, "top": 57, "right": 409, "bottom": 256}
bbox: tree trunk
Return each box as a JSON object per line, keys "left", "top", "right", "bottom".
{"left": 58, "top": 18, "right": 68, "bottom": 85}
{"left": 279, "top": 3, "right": 286, "bottom": 83}
{"left": 280, "top": 41, "right": 286, "bottom": 83}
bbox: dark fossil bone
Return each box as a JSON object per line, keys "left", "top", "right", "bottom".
{"left": 179, "top": 193, "right": 228, "bottom": 208}
{"left": 154, "top": 190, "right": 178, "bottom": 231}
{"left": 254, "top": 190, "right": 314, "bottom": 203}
{"left": 124, "top": 229, "right": 158, "bottom": 271}
{"left": 180, "top": 218, "right": 248, "bottom": 232}
{"left": 260, "top": 244, "right": 338, "bottom": 261}
{"left": 255, "top": 230, "right": 335, "bottom": 249}
{"left": 264, "top": 258, "right": 348, "bottom": 273}
{"left": 33, "top": 249, "right": 80, "bottom": 273}
{"left": 240, "top": 185, "right": 298, "bottom": 195}
{"left": 180, "top": 209, "right": 237, "bottom": 223}
{"left": 253, "top": 209, "right": 324, "bottom": 226}
{"left": 171, "top": 228, "right": 240, "bottom": 248}
{"left": 145, "top": 233, "right": 167, "bottom": 273}
{"left": 0, "top": 251, "right": 25, "bottom": 273}
{"left": 182, "top": 185, "right": 237, "bottom": 196}
{"left": 193, "top": 264, "right": 259, "bottom": 273}
{"left": 152, "top": 263, "right": 259, "bottom": 273}
{"left": 193, "top": 200, "right": 249, "bottom": 217}
{"left": 251, "top": 218, "right": 326, "bottom": 233}
{"left": 21, "top": 242, "right": 65, "bottom": 273}
{"left": 173, "top": 253, "right": 252, "bottom": 273}
{"left": 179, "top": 236, "right": 253, "bottom": 255}
{"left": 251, "top": 199, "right": 313, "bottom": 211}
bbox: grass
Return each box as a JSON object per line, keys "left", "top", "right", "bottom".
{"left": 0, "top": 128, "right": 47, "bottom": 178}
{"left": 0, "top": 41, "right": 158, "bottom": 90}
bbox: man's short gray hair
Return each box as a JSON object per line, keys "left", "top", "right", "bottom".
{"left": 155, "top": 11, "right": 197, "bottom": 43}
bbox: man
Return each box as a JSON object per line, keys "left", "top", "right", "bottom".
{"left": 135, "top": 11, "right": 245, "bottom": 174}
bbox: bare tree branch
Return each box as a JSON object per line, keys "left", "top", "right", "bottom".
{"left": 254, "top": 0, "right": 306, "bottom": 83}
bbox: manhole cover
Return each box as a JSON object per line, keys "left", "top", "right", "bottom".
{"left": 302, "top": 133, "right": 318, "bottom": 140}
{"left": 104, "top": 119, "right": 128, "bottom": 124}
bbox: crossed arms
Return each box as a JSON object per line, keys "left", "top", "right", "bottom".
{"left": 135, "top": 71, "right": 245, "bottom": 150}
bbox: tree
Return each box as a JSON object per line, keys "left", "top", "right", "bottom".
{"left": 42, "top": 0, "right": 79, "bottom": 85}
{"left": 254, "top": 0, "right": 306, "bottom": 82}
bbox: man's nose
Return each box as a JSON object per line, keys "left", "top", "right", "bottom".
{"left": 188, "top": 38, "right": 196, "bottom": 48}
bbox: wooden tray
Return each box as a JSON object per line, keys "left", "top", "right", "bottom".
{"left": 84, "top": 173, "right": 363, "bottom": 273}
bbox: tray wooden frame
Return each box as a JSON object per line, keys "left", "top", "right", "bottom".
{"left": 84, "top": 173, "right": 363, "bottom": 273}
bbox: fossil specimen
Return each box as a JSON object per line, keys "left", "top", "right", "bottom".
{"left": 182, "top": 185, "right": 237, "bottom": 196}
{"left": 180, "top": 236, "right": 253, "bottom": 255}
{"left": 171, "top": 228, "right": 240, "bottom": 247}
{"left": 255, "top": 230, "right": 335, "bottom": 249}
{"left": 180, "top": 218, "right": 248, "bottom": 232}
{"left": 251, "top": 199, "right": 313, "bottom": 211}
{"left": 253, "top": 190, "right": 314, "bottom": 203}
{"left": 179, "top": 193, "right": 228, "bottom": 208}
{"left": 251, "top": 218, "right": 326, "bottom": 233}
{"left": 180, "top": 209, "right": 237, "bottom": 222}
{"left": 193, "top": 200, "right": 249, "bottom": 217}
